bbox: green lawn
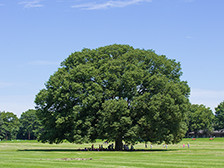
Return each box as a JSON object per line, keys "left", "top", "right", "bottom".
{"left": 0, "top": 138, "right": 224, "bottom": 168}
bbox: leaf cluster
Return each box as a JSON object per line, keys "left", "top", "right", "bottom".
{"left": 187, "top": 104, "right": 214, "bottom": 134}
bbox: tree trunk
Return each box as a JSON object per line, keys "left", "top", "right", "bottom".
{"left": 115, "top": 138, "right": 123, "bottom": 151}
{"left": 28, "top": 131, "right": 30, "bottom": 140}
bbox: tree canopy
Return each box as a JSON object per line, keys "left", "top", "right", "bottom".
{"left": 214, "top": 101, "right": 224, "bottom": 130}
{"left": 17, "top": 109, "right": 41, "bottom": 140}
{"left": 187, "top": 104, "right": 214, "bottom": 136}
{"left": 0, "top": 111, "right": 20, "bottom": 140}
{"left": 35, "top": 44, "right": 190, "bottom": 150}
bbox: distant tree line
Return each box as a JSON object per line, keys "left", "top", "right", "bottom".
{"left": 0, "top": 109, "right": 41, "bottom": 140}
{"left": 0, "top": 101, "right": 224, "bottom": 141}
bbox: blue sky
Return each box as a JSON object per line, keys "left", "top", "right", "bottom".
{"left": 0, "top": 0, "right": 224, "bottom": 116}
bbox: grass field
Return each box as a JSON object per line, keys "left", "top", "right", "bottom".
{"left": 0, "top": 138, "right": 224, "bottom": 168}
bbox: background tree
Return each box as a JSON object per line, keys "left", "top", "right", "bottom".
{"left": 0, "top": 111, "right": 20, "bottom": 140}
{"left": 0, "top": 112, "right": 4, "bottom": 140}
{"left": 214, "top": 101, "right": 224, "bottom": 130}
{"left": 35, "top": 44, "right": 190, "bottom": 150}
{"left": 17, "top": 109, "right": 41, "bottom": 140}
{"left": 187, "top": 104, "right": 214, "bottom": 136}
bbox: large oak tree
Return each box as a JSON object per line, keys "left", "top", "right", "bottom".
{"left": 35, "top": 44, "right": 190, "bottom": 150}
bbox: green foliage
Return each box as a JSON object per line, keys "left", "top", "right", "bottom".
{"left": 187, "top": 104, "right": 214, "bottom": 135}
{"left": 35, "top": 44, "right": 190, "bottom": 149}
{"left": 17, "top": 109, "right": 41, "bottom": 140}
{"left": 0, "top": 111, "right": 20, "bottom": 140}
{"left": 214, "top": 101, "right": 224, "bottom": 130}
{"left": 97, "top": 99, "right": 134, "bottom": 149}
{"left": 0, "top": 114, "right": 3, "bottom": 140}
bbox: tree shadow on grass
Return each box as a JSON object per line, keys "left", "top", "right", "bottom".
{"left": 18, "top": 149, "right": 178, "bottom": 152}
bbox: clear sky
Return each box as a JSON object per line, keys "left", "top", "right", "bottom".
{"left": 0, "top": 0, "right": 224, "bottom": 117}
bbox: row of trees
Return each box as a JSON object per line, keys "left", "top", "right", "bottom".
{"left": 0, "top": 102, "right": 224, "bottom": 141}
{"left": 0, "top": 109, "right": 41, "bottom": 140}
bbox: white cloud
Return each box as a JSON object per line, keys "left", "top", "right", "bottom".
{"left": 19, "top": 0, "right": 44, "bottom": 8}
{"left": 190, "top": 88, "right": 224, "bottom": 111}
{"left": 72, "top": 0, "right": 152, "bottom": 10}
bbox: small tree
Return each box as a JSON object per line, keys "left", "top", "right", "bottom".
{"left": 0, "top": 111, "right": 20, "bottom": 140}
{"left": 214, "top": 101, "right": 224, "bottom": 130}
{"left": 17, "top": 109, "right": 41, "bottom": 140}
{"left": 187, "top": 104, "right": 214, "bottom": 136}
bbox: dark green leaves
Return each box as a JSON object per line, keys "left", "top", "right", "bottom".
{"left": 0, "top": 111, "right": 20, "bottom": 140}
{"left": 35, "top": 44, "right": 190, "bottom": 147}
{"left": 17, "top": 109, "right": 41, "bottom": 140}
{"left": 187, "top": 104, "right": 214, "bottom": 135}
{"left": 214, "top": 101, "right": 224, "bottom": 130}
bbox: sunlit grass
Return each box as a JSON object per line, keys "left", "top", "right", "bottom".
{"left": 0, "top": 138, "right": 224, "bottom": 168}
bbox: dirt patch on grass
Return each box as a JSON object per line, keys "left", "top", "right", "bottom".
{"left": 56, "top": 158, "right": 93, "bottom": 161}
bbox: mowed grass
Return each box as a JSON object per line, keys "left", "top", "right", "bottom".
{"left": 0, "top": 138, "right": 224, "bottom": 168}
